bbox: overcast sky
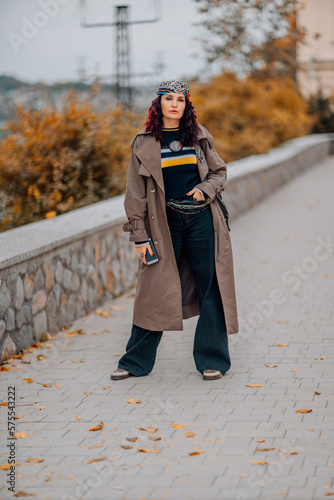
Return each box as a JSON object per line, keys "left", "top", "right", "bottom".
{"left": 0, "top": 0, "right": 212, "bottom": 86}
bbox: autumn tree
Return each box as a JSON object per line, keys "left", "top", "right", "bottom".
{"left": 0, "top": 86, "right": 139, "bottom": 232}
{"left": 193, "top": 0, "right": 305, "bottom": 81}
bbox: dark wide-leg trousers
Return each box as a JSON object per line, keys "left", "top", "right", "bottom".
{"left": 117, "top": 206, "right": 231, "bottom": 376}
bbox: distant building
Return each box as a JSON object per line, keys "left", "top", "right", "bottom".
{"left": 297, "top": 0, "right": 334, "bottom": 97}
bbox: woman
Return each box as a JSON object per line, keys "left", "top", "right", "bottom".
{"left": 111, "top": 80, "right": 239, "bottom": 381}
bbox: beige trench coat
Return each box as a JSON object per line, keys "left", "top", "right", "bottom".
{"left": 122, "top": 124, "right": 239, "bottom": 335}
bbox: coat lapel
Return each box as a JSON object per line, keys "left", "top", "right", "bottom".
{"left": 134, "top": 134, "right": 165, "bottom": 193}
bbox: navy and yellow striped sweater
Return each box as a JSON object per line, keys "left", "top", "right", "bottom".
{"left": 161, "top": 128, "right": 201, "bottom": 201}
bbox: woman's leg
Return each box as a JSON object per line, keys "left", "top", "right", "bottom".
{"left": 183, "top": 209, "right": 231, "bottom": 375}
{"left": 117, "top": 324, "right": 163, "bottom": 377}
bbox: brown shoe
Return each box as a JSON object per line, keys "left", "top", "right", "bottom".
{"left": 203, "top": 370, "right": 223, "bottom": 381}
{"left": 111, "top": 368, "right": 131, "bottom": 380}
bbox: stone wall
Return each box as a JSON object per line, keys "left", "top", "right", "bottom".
{"left": 0, "top": 134, "right": 332, "bottom": 362}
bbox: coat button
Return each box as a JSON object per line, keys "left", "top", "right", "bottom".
{"left": 150, "top": 188, "right": 155, "bottom": 193}
{"left": 151, "top": 215, "right": 155, "bottom": 220}
{"left": 154, "top": 240, "right": 158, "bottom": 245}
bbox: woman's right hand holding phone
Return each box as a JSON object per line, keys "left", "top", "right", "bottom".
{"left": 135, "top": 243, "right": 153, "bottom": 265}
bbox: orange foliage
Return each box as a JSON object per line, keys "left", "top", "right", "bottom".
{"left": 0, "top": 88, "right": 139, "bottom": 232}
{"left": 191, "top": 73, "right": 313, "bottom": 162}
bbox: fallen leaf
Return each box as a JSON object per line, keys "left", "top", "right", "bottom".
{"left": 42, "top": 384, "right": 52, "bottom": 388}
{"left": 265, "top": 363, "right": 277, "bottom": 368}
{"left": 255, "top": 447, "right": 275, "bottom": 452}
{"left": 15, "top": 414, "right": 25, "bottom": 420}
{"left": 26, "top": 458, "right": 44, "bottom": 463}
{"left": 72, "top": 360, "right": 84, "bottom": 363}
{"left": 23, "top": 378, "right": 33, "bottom": 383}
{"left": 295, "top": 408, "right": 312, "bottom": 413}
{"left": 83, "top": 391, "right": 91, "bottom": 395}
{"left": 0, "top": 462, "right": 19, "bottom": 470}
{"left": 314, "top": 391, "right": 321, "bottom": 395}
{"left": 326, "top": 493, "right": 334, "bottom": 497}
{"left": 88, "top": 444, "right": 103, "bottom": 449}
{"left": 14, "top": 492, "right": 37, "bottom": 497}
{"left": 276, "top": 343, "right": 289, "bottom": 347}
{"left": 186, "top": 432, "right": 195, "bottom": 437}
{"left": 246, "top": 384, "right": 263, "bottom": 388}
{"left": 14, "top": 432, "right": 27, "bottom": 438}
{"left": 149, "top": 436, "right": 162, "bottom": 441}
{"left": 45, "top": 210, "right": 57, "bottom": 219}
{"left": 252, "top": 460, "right": 268, "bottom": 465}
{"left": 172, "top": 424, "right": 184, "bottom": 428}
{"left": 291, "top": 368, "right": 296, "bottom": 372}
{"left": 86, "top": 457, "right": 107, "bottom": 463}
{"left": 136, "top": 426, "right": 158, "bottom": 433}
{"left": 36, "top": 355, "right": 45, "bottom": 361}
{"left": 0, "top": 402, "right": 9, "bottom": 406}
{"left": 38, "top": 406, "right": 46, "bottom": 410}
{"left": 240, "top": 473, "right": 248, "bottom": 477}
{"left": 314, "top": 357, "right": 327, "bottom": 360}
{"left": 0, "top": 366, "right": 10, "bottom": 371}
{"left": 126, "top": 437, "right": 138, "bottom": 442}
{"left": 89, "top": 421, "right": 104, "bottom": 431}
{"left": 54, "top": 384, "right": 61, "bottom": 388}
{"left": 189, "top": 450, "right": 204, "bottom": 456}
{"left": 279, "top": 447, "right": 298, "bottom": 455}
{"left": 111, "top": 306, "right": 122, "bottom": 311}
{"left": 126, "top": 398, "right": 141, "bottom": 404}
{"left": 138, "top": 447, "right": 160, "bottom": 453}
{"left": 95, "top": 311, "right": 111, "bottom": 317}
{"left": 103, "top": 386, "right": 111, "bottom": 390}
{"left": 253, "top": 438, "right": 266, "bottom": 443}
{"left": 75, "top": 416, "right": 82, "bottom": 420}
{"left": 45, "top": 477, "right": 52, "bottom": 482}
{"left": 120, "top": 445, "right": 133, "bottom": 449}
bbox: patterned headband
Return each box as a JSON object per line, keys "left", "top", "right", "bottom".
{"left": 157, "top": 80, "right": 190, "bottom": 100}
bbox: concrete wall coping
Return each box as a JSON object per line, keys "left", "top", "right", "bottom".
{"left": 227, "top": 133, "right": 332, "bottom": 180}
{"left": 0, "top": 133, "right": 332, "bottom": 271}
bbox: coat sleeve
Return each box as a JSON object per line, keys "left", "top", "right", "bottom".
{"left": 194, "top": 133, "right": 227, "bottom": 202}
{"left": 122, "top": 140, "right": 149, "bottom": 243}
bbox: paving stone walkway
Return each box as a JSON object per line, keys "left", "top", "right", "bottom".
{"left": 1, "top": 156, "right": 334, "bottom": 500}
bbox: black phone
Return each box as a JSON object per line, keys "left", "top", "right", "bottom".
{"left": 145, "top": 238, "right": 159, "bottom": 265}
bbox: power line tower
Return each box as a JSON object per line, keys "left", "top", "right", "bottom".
{"left": 80, "top": 1, "right": 160, "bottom": 108}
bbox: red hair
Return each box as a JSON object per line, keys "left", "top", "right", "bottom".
{"left": 144, "top": 96, "right": 199, "bottom": 147}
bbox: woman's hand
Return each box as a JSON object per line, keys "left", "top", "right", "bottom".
{"left": 187, "top": 188, "right": 205, "bottom": 201}
{"left": 135, "top": 243, "right": 153, "bottom": 265}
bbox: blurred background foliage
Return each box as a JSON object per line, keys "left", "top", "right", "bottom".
{"left": 191, "top": 72, "right": 312, "bottom": 162}
{"left": 0, "top": 87, "right": 139, "bottom": 231}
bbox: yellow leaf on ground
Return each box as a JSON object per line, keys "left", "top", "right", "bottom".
{"left": 75, "top": 416, "right": 82, "bottom": 420}
{"left": 23, "top": 379, "right": 33, "bottom": 383}
{"left": 279, "top": 448, "right": 298, "bottom": 455}
{"left": 72, "top": 360, "right": 84, "bottom": 363}
{"left": 14, "top": 432, "right": 27, "bottom": 438}
{"left": 38, "top": 406, "right": 46, "bottom": 410}
{"left": 88, "top": 444, "right": 103, "bottom": 449}
{"left": 126, "top": 437, "right": 138, "bottom": 442}
{"left": 95, "top": 311, "right": 111, "bottom": 317}
{"left": 42, "top": 384, "right": 52, "bottom": 387}
{"left": 111, "top": 306, "right": 122, "bottom": 311}
{"left": 276, "top": 343, "right": 289, "bottom": 346}
{"left": 36, "top": 355, "right": 45, "bottom": 360}
{"left": 86, "top": 457, "right": 107, "bottom": 463}
{"left": 172, "top": 424, "right": 184, "bottom": 428}
{"left": 295, "top": 408, "right": 312, "bottom": 413}
{"left": 0, "top": 366, "right": 10, "bottom": 371}
{"left": 314, "top": 391, "right": 321, "bottom": 395}
{"left": 186, "top": 432, "right": 195, "bottom": 437}
{"left": 26, "top": 458, "right": 44, "bottom": 463}
{"left": 138, "top": 447, "right": 160, "bottom": 453}
{"left": 120, "top": 445, "right": 133, "bottom": 449}
{"left": 240, "top": 473, "right": 248, "bottom": 477}
{"left": 83, "top": 391, "right": 91, "bottom": 395}
{"left": 136, "top": 426, "right": 158, "bottom": 433}
{"left": 252, "top": 460, "right": 268, "bottom": 465}
{"left": 54, "top": 384, "right": 61, "bottom": 388}
{"left": 89, "top": 421, "right": 104, "bottom": 431}
{"left": 253, "top": 438, "right": 265, "bottom": 443}
{"left": 103, "top": 386, "right": 111, "bottom": 390}
{"left": 0, "top": 402, "right": 9, "bottom": 406}
{"left": 45, "top": 211, "right": 57, "bottom": 219}
{"left": 149, "top": 435, "right": 162, "bottom": 441}
{"left": 126, "top": 398, "right": 141, "bottom": 404}
{"left": 189, "top": 450, "right": 204, "bottom": 456}
{"left": 325, "top": 493, "right": 334, "bottom": 496}
{"left": 314, "top": 356, "right": 327, "bottom": 360}
{"left": 246, "top": 384, "right": 263, "bottom": 388}
{"left": 255, "top": 447, "right": 275, "bottom": 452}
{"left": 265, "top": 363, "right": 277, "bottom": 368}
